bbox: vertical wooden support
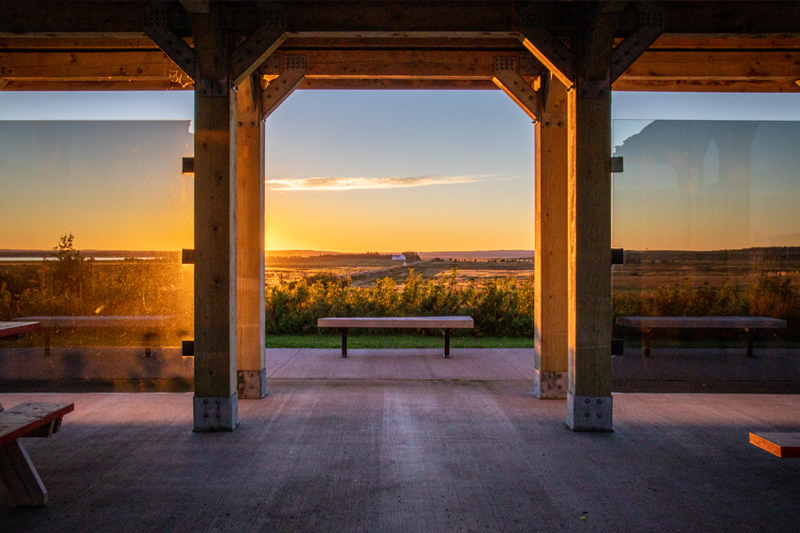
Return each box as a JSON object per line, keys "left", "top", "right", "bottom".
{"left": 236, "top": 75, "right": 267, "bottom": 399}
{"left": 0, "top": 440, "right": 47, "bottom": 507}
{"left": 533, "top": 76, "right": 569, "bottom": 399}
{"left": 566, "top": 88, "right": 613, "bottom": 430}
{"left": 192, "top": 9, "right": 238, "bottom": 431}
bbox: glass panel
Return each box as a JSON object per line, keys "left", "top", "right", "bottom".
{"left": 612, "top": 118, "right": 800, "bottom": 389}
{"left": 0, "top": 120, "right": 194, "bottom": 391}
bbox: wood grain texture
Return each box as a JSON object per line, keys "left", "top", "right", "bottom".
{"left": 0, "top": 403, "right": 73, "bottom": 446}
{"left": 193, "top": 63, "right": 237, "bottom": 398}
{"left": 318, "top": 316, "right": 474, "bottom": 329}
{"left": 535, "top": 77, "right": 569, "bottom": 375}
{"left": 0, "top": 439, "right": 47, "bottom": 506}
{"left": 616, "top": 317, "right": 787, "bottom": 329}
{"left": 11, "top": 316, "right": 175, "bottom": 328}
{"left": 235, "top": 76, "right": 265, "bottom": 376}
{"left": 567, "top": 91, "right": 613, "bottom": 398}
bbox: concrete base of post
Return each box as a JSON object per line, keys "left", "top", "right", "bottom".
{"left": 532, "top": 370, "right": 568, "bottom": 399}
{"left": 238, "top": 369, "right": 267, "bottom": 399}
{"left": 566, "top": 392, "right": 613, "bottom": 432}
{"left": 193, "top": 391, "right": 239, "bottom": 432}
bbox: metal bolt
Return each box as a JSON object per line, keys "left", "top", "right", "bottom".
{"left": 203, "top": 412, "right": 209, "bottom": 419}
{"left": 597, "top": 413, "right": 603, "bottom": 418}
{"left": 597, "top": 399, "right": 603, "bottom": 405}
{"left": 584, "top": 412, "right": 590, "bottom": 418}
{"left": 216, "top": 399, "right": 221, "bottom": 405}
{"left": 203, "top": 398, "right": 209, "bottom": 405}
{"left": 584, "top": 398, "right": 590, "bottom": 404}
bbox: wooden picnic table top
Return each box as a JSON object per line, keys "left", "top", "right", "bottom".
{"left": 0, "top": 402, "right": 74, "bottom": 446}
{"left": 0, "top": 321, "right": 41, "bottom": 338}
{"left": 318, "top": 316, "right": 474, "bottom": 329}
{"left": 616, "top": 316, "right": 787, "bottom": 329}
{"left": 11, "top": 315, "right": 176, "bottom": 328}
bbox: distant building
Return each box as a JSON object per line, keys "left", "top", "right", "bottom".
{"left": 392, "top": 254, "right": 406, "bottom": 261}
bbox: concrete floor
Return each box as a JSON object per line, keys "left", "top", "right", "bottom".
{"left": 2, "top": 379, "right": 800, "bottom": 532}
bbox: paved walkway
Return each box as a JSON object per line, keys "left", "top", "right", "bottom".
{"left": 1, "top": 386, "right": 799, "bottom": 532}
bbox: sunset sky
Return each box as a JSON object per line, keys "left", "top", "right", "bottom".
{"left": 2, "top": 90, "right": 800, "bottom": 253}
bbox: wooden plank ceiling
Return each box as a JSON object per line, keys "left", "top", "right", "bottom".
{"left": 1, "top": 1, "right": 800, "bottom": 93}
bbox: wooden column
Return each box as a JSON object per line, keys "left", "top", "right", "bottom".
{"left": 564, "top": 7, "right": 616, "bottom": 431}
{"left": 191, "top": 9, "right": 238, "bottom": 431}
{"left": 534, "top": 76, "right": 569, "bottom": 399}
{"left": 236, "top": 75, "right": 267, "bottom": 399}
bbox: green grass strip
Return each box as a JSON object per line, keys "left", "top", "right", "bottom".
{"left": 265, "top": 334, "right": 533, "bottom": 349}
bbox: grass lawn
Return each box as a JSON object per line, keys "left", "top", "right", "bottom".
{"left": 265, "top": 334, "right": 533, "bottom": 349}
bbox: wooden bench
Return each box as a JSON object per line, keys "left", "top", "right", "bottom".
{"left": 0, "top": 321, "right": 41, "bottom": 339}
{"left": 10, "top": 315, "right": 176, "bottom": 356}
{"left": 749, "top": 432, "right": 800, "bottom": 458}
{"left": 0, "top": 401, "right": 74, "bottom": 506}
{"left": 317, "top": 316, "right": 474, "bottom": 358}
{"left": 616, "top": 316, "right": 787, "bottom": 357}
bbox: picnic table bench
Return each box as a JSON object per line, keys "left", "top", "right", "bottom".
{"left": 10, "top": 315, "right": 176, "bottom": 356}
{"left": 0, "top": 321, "right": 41, "bottom": 339}
{"left": 317, "top": 316, "right": 474, "bottom": 358}
{"left": 616, "top": 316, "right": 787, "bottom": 357}
{"left": 0, "top": 401, "right": 74, "bottom": 506}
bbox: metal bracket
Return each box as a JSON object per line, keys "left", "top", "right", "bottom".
{"left": 182, "top": 156, "right": 194, "bottom": 174}
{"left": 533, "top": 370, "right": 567, "bottom": 399}
{"left": 611, "top": 248, "right": 624, "bottom": 265}
{"left": 181, "top": 248, "right": 195, "bottom": 265}
{"left": 493, "top": 56, "right": 541, "bottom": 122}
{"left": 567, "top": 393, "right": 613, "bottom": 432}
{"left": 142, "top": 1, "right": 196, "bottom": 81}
{"left": 611, "top": 156, "right": 624, "bottom": 173}
{"left": 577, "top": 75, "right": 611, "bottom": 98}
{"left": 181, "top": 340, "right": 194, "bottom": 356}
{"left": 261, "top": 55, "right": 306, "bottom": 121}
{"left": 612, "top": 339, "right": 624, "bottom": 356}
{"left": 238, "top": 369, "right": 268, "bottom": 399}
{"left": 610, "top": 2, "right": 665, "bottom": 82}
{"left": 193, "top": 392, "right": 239, "bottom": 432}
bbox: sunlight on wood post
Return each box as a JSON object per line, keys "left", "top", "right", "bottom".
{"left": 534, "top": 75, "right": 569, "bottom": 399}
{"left": 236, "top": 75, "right": 267, "bottom": 399}
{"left": 191, "top": 9, "right": 239, "bottom": 431}
{"left": 565, "top": 6, "right": 617, "bottom": 432}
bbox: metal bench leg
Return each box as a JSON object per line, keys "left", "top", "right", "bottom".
{"left": 43, "top": 328, "right": 51, "bottom": 357}
{"left": 643, "top": 328, "right": 652, "bottom": 358}
{"left": 342, "top": 328, "right": 348, "bottom": 358}
{"left": 444, "top": 328, "right": 451, "bottom": 358}
{"left": 746, "top": 327, "right": 755, "bottom": 357}
{"left": 0, "top": 440, "right": 48, "bottom": 507}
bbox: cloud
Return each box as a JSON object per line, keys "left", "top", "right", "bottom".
{"left": 264, "top": 174, "right": 502, "bottom": 191}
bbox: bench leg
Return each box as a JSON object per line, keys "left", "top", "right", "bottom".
{"left": 746, "top": 328, "right": 755, "bottom": 357}
{"left": 43, "top": 328, "right": 51, "bottom": 357}
{"left": 444, "top": 329, "right": 451, "bottom": 358}
{"left": 643, "top": 329, "right": 652, "bottom": 358}
{"left": 342, "top": 328, "right": 348, "bottom": 358}
{"left": 0, "top": 440, "right": 48, "bottom": 507}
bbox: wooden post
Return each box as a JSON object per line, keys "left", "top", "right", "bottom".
{"left": 533, "top": 75, "right": 569, "bottom": 399}
{"left": 565, "top": 6, "right": 616, "bottom": 431}
{"left": 191, "top": 9, "right": 238, "bottom": 431}
{"left": 236, "top": 74, "right": 267, "bottom": 399}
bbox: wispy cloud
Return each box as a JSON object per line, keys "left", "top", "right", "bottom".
{"left": 265, "top": 174, "right": 502, "bottom": 191}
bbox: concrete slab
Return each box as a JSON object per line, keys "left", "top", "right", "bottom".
{"left": 1, "top": 387, "right": 799, "bottom": 532}
{"left": 268, "top": 348, "right": 529, "bottom": 380}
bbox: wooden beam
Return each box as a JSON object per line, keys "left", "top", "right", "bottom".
{"left": 235, "top": 75, "right": 267, "bottom": 400}
{"left": 261, "top": 55, "right": 306, "bottom": 121}
{"left": 492, "top": 56, "right": 540, "bottom": 121}
{"left": 518, "top": 5, "right": 575, "bottom": 87}
{"left": 0, "top": 51, "right": 191, "bottom": 85}
{"left": 230, "top": 3, "right": 286, "bottom": 86}
{"left": 142, "top": 1, "right": 195, "bottom": 81}
{"left": 534, "top": 75, "right": 569, "bottom": 400}
{"left": 618, "top": 50, "right": 800, "bottom": 84}
{"left": 610, "top": 2, "right": 664, "bottom": 82}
